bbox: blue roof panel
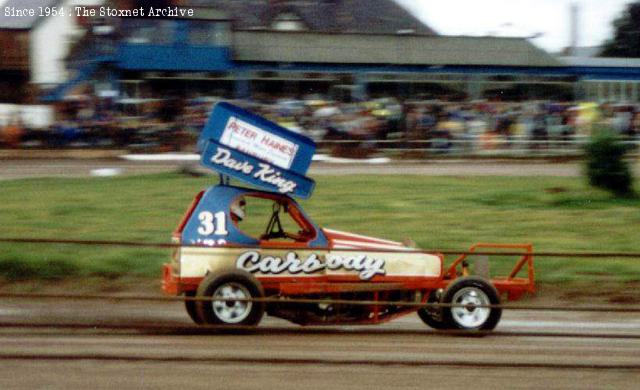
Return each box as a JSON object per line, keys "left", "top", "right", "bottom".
{"left": 198, "top": 102, "right": 316, "bottom": 199}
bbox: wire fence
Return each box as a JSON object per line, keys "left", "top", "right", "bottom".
{"left": 2, "top": 237, "right": 640, "bottom": 258}
{"left": 1, "top": 292, "right": 640, "bottom": 313}
{"left": 1, "top": 322, "right": 639, "bottom": 343}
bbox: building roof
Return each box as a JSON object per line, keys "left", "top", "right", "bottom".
{"left": 0, "top": 0, "right": 59, "bottom": 29}
{"left": 181, "top": 0, "right": 435, "bottom": 34}
{"left": 559, "top": 56, "right": 640, "bottom": 68}
{"left": 233, "top": 31, "right": 562, "bottom": 67}
{"left": 565, "top": 46, "right": 602, "bottom": 58}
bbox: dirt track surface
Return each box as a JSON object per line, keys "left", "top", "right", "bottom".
{"left": 1, "top": 293, "right": 639, "bottom": 390}
{"left": 1, "top": 158, "right": 629, "bottom": 180}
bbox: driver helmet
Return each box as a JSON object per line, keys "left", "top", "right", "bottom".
{"left": 230, "top": 197, "right": 246, "bottom": 222}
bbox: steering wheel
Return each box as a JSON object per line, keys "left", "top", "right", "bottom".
{"left": 260, "top": 202, "right": 309, "bottom": 242}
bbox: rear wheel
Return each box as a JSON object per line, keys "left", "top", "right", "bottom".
{"left": 195, "top": 270, "right": 265, "bottom": 326}
{"left": 441, "top": 276, "right": 501, "bottom": 331}
{"left": 417, "top": 290, "right": 449, "bottom": 329}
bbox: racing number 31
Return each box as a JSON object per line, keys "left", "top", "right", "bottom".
{"left": 197, "top": 211, "right": 228, "bottom": 236}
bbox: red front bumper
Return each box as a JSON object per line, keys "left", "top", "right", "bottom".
{"left": 162, "top": 264, "right": 179, "bottom": 295}
{"left": 162, "top": 264, "right": 201, "bottom": 295}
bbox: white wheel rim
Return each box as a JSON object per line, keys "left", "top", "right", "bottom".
{"left": 212, "top": 282, "right": 253, "bottom": 324}
{"left": 450, "top": 287, "right": 490, "bottom": 328}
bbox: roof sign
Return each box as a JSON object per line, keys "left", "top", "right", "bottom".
{"left": 220, "top": 115, "right": 299, "bottom": 169}
{"left": 198, "top": 102, "right": 316, "bottom": 198}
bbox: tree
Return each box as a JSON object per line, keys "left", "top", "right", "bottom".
{"left": 584, "top": 130, "right": 634, "bottom": 197}
{"left": 600, "top": 2, "right": 640, "bottom": 57}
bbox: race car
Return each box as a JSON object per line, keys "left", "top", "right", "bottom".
{"left": 162, "top": 102, "right": 535, "bottom": 331}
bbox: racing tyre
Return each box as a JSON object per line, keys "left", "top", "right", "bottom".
{"left": 184, "top": 291, "right": 204, "bottom": 324}
{"left": 441, "top": 276, "right": 501, "bottom": 331}
{"left": 195, "top": 269, "right": 265, "bottom": 326}
{"left": 417, "top": 290, "right": 449, "bottom": 329}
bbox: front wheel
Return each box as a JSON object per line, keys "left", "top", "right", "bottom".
{"left": 441, "top": 276, "right": 501, "bottom": 331}
{"left": 185, "top": 290, "right": 204, "bottom": 324}
{"left": 195, "top": 269, "right": 265, "bottom": 326}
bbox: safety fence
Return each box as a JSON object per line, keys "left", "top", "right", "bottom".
{"left": 317, "top": 136, "right": 640, "bottom": 158}
{"left": 2, "top": 237, "right": 640, "bottom": 258}
{"left": 5, "top": 136, "right": 640, "bottom": 159}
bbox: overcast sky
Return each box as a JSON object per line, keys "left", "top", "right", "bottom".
{"left": 395, "top": 0, "right": 635, "bottom": 52}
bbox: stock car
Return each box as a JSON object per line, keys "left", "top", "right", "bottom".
{"left": 162, "top": 102, "right": 535, "bottom": 331}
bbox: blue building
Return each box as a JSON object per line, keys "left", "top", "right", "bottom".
{"left": 44, "top": 0, "right": 640, "bottom": 103}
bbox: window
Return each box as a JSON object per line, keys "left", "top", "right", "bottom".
{"left": 189, "top": 22, "right": 230, "bottom": 46}
{"left": 232, "top": 194, "right": 315, "bottom": 243}
{"left": 271, "top": 13, "right": 307, "bottom": 31}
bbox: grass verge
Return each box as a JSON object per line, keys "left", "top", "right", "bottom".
{"left": 0, "top": 172, "right": 639, "bottom": 284}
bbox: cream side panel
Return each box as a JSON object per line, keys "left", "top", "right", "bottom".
{"left": 180, "top": 247, "right": 327, "bottom": 278}
{"left": 327, "top": 251, "right": 441, "bottom": 277}
{"left": 179, "top": 247, "right": 442, "bottom": 279}
{"left": 180, "top": 247, "right": 244, "bottom": 278}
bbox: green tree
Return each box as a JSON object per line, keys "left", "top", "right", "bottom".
{"left": 584, "top": 130, "right": 634, "bottom": 196}
{"left": 601, "top": 2, "right": 640, "bottom": 57}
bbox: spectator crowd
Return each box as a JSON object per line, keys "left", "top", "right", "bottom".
{"left": 1, "top": 92, "right": 639, "bottom": 156}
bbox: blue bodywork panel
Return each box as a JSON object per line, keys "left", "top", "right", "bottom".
{"left": 198, "top": 103, "right": 316, "bottom": 198}
{"left": 181, "top": 185, "right": 328, "bottom": 248}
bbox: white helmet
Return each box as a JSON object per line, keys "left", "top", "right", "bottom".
{"left": 230, "top": 197, "right": 246, "bottom": 221}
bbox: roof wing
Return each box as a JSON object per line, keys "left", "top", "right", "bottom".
{"left": 198, "top": 102, "right": 316, "bottom": 199}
